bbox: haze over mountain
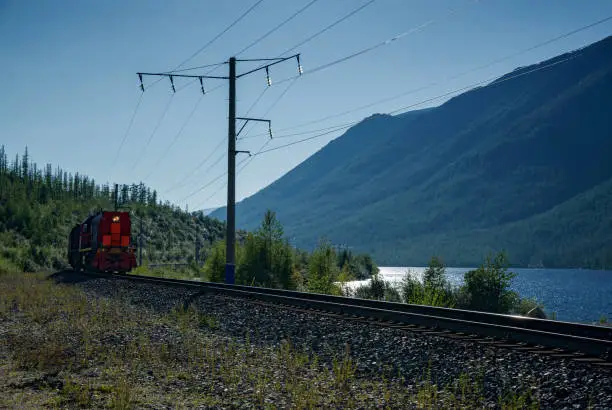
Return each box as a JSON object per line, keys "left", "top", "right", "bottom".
{"left": 211, "top": 36, "right": 612, "bottom": 269}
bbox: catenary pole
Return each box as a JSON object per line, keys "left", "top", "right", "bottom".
{"left": 226, "top": 57, "right": 237, "bottom": 284}
{"left": 137, "top": 54, "right": 300, "bottom": 284}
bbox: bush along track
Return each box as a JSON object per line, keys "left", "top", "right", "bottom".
{"left": 3, "top": 268, "right": 610, "bottom": 408}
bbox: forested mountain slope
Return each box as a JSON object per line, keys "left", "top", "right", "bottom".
{"left": 212, "top": 36, "right": 612, "bottom": 268}
{"left": 0, "top": 147, "right": 227, "bottom": 271}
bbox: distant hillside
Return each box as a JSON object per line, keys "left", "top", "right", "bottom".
{"left": 199, "top": 207, "right": 219, "bottom": 216}
{"left": 211, "top": 36, "right": 612, "bottom": 268}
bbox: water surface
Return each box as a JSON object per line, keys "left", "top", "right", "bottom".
{"left": 344, "top": 267, "right": 612, "bottom": 324}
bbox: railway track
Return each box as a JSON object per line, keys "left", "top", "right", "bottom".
{"left": 81, "top": 270, "right": 612, "bottom": 366}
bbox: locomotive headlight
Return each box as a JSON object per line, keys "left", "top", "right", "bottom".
{"left": 112, "top": 216, "right": 120, "bottom": 223}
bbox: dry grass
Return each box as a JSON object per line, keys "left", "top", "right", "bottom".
{"left": 0, "top": 267, "right": 539, "bottom": 409}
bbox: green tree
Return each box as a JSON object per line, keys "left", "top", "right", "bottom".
{"left": 460, "top": 251, "right": 519, "bottom": 313}
{"left": 237, "top": 210, "right": 294, "bottom": 289}
{"left": 204, "top": 240, "right": 226, "bottom": 283}
{"left": 423, "top": 256, "right": 446, "bottom": 289}
{"left": 306, "top": 239, "right": 340, "bottom": 295}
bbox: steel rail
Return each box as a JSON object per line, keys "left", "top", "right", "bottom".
{"left": 83, "top": 271, "right": 612, "bottom": 360}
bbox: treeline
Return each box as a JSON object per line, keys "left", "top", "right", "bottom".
{"left": 0, "top": 146, "right": 227, "bottom": 271}
{"left": 0, "top": 146, "right": 160, "bottom": 206}
{"left": 194, "top": 210, "right": 378, "bottom": 293}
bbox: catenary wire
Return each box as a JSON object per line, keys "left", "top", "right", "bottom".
{"left": 163, "top": 147, "right": 227, "bottom": 195}
{"left": 191, "top": 156, "right": 250, "bottom": 209}
{"left": 252, "top": 51, "right": 582, "bottom": 156}
{"left": 147, "top": 0, "right": 265, "bottom": 91}
{"left": 244, "top": 12, "right": 612, "bottom": 138}
{"left": 173, "top": 0, "right": 266, "bottom": 70}
{"left": 181, "top": 0, "right": 467, "bottom": 203}
{"left": 131, "top": 93, "right": 175, "bottom": 171}
{"left": 164, "top": 86, "right": 269, "bottom": 195}
{"left": 141, "top": 94, "right": 205, "bottom": 181}
{"left": 186, "top": 12, "right": 609, "bottom": 207}
{"left": 268, "top": 0, "right": 474, "bottom": 87}
{"left": 281, "top": 0, "right": 376, "bottom": 55}
{"left": 236, "top": 0, "right": 320, "bottom": 56}
{"left": 110, "top": 92, "right": 145, "bottom": 180}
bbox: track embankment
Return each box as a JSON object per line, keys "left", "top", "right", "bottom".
{"left": 45, "top": 270, "right": 612, "bottom": 408}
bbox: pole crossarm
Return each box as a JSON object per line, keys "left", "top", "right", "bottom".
{"left": 236, "top": 117, "right": 272, "bottom": 138}
{"left": 236, "top": 53, "right": 301, "bottom": 78}
{"left": 235, "top": 58, "right": 286, "bottom": 62}
{"left": 137, "top": 72, "right": 229, "bottom": 80}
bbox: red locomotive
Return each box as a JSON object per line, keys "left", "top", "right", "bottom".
{"left": 68, "top": 211, "right": 137, "bottom": 273}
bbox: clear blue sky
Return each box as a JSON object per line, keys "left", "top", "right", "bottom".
{"left": 2, "top": 0, "right": 611, "bottom": 211}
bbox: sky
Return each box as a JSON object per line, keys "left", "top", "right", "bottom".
{"left": 1, "top": 0, "right": 612, "bottom": 211}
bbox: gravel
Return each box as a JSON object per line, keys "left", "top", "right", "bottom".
{"left": 55, "top": 272, "right": 612, "bottom": 409}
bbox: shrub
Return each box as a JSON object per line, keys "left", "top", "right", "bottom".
{"left": 352, "top": 274, "right": 401, "bottom": 302}
{"left": 236, "top": 211, "right": 294, "bottom": 289}
{"left": 204, "top": 239, "right": 226, "bottom": 283}
{"left": 422, "top": 256, "right": 446, "bottom": 289}
{"left": 400, "top": 269, "right": 456, "bottom": 308}
{"left": 400, "top": 258, "right": 457, "bottom": 308}
{"left": 306, "top": 240, "right": 341, "bottom": 295}
{"left": 460, "top": 252, "right": 519, "bottom": 314}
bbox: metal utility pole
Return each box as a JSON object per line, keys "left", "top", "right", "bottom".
{"left": 138, "top": 217, "right": 143, "bottom": 266}
{"left": 137, "top": 54, "right": 302, "bottom": 284}
{"left": 114, "top": 183, "right": 119, "bottom": 211}
{"left": 226, "top": 57, "right": 237, "bottom": 284}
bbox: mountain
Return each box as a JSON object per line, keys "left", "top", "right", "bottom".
{"left": 211, "top": 36, "right": 612, "bottom": 268}
{"left": 199, "top": 207, "right": 219, "bottom": 216}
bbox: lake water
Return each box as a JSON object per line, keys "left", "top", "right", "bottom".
{"left": 344, "top": 267, "right": 612, "bottom": 324}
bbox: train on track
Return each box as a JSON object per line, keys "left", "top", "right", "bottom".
{"left": 68, "top": 210, "right": 137, "bottom": 273}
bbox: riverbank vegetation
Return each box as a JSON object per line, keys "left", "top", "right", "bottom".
{"left": 136, "top": 210, "right": 545, "bottom": 318}
{"left": 351, "top": 253, "right": 547, "bottom": 318}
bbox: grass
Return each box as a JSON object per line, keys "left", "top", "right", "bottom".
{"left": 0, "top": 261, "right": 541, "bottom": 408}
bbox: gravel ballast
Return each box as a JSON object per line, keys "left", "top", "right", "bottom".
{"left": 62, "top": 272, "right": 612, "bottom": 409}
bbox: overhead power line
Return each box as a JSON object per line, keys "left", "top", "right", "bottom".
{"left": 236, "top": 0, "right": 320, "bottom": 56}
{"left": 235, "top": 78, "right": 299, "bottom": 176}
{"left": 243, "top": 12, "right": 612, "bottom": 139}
{"left": 253, "top": 50, "right": 582, "bottom": 157}
{"left": 163, "top": 146, "right": 226, "bottom": 195}
{"left": 141, "top": 94, "right": 205, "bottom": 181}
{"left": 186, "top": 5, "right": 610, "bottom": 209}
{"left": 178, "top": 0, "right": 374, "bottom": 73}
{"left": 184, "top": 11, "right": 612, "bottom": 212}
{"left": 131, "top": 93, "right": 175, "bottom": 171}
{"left": 174, "top": 0, "right": 266, "bottom": 70}
{"left": 281, "top": 0, "right": 376, "bottom": 55}
{"left": 192, "top": 155, "right": 251, "bottom": 210}
{"left": 143, "top": 0, "right": 265, "bottom": 91}
{"left": 180, "top": 169, "right": 227, "bottom": 202}
{"left": 110, "top": 92, "right": 144, "bottom": 179}
{"left": 269, "top": 0, "right": 475, "bottom": 87}
{"left": 163, "top": 86, "right": 269, "bottom": 196}
{"left": 449, "top": 14, "right": 612, "bottom": 79}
